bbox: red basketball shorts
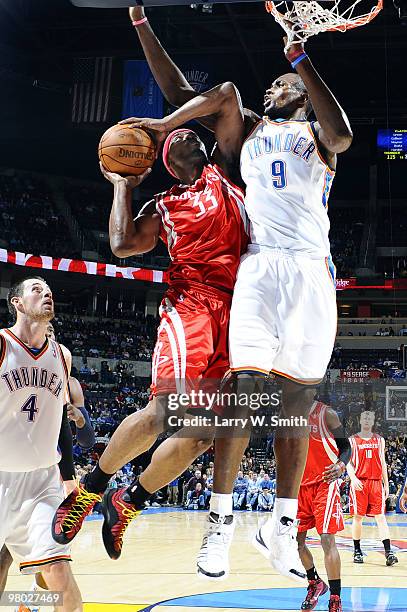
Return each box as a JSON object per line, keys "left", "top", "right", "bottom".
{"left": 297, "top": 480, "right": 344, "bottom": 534}
{"left": 150, "top": 282, "right": 231, "bottom": 398}
{"left": 350, "top": 479, "right": 385, "bottom": 516}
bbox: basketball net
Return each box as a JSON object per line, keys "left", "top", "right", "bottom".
{"left": 265, "top": 0, "right": 383, "bottom": 50}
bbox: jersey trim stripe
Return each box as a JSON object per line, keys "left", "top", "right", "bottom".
{"left": 307, "top": 122, "right": 336, "bottom": 173}
{"left": 211, "top": 166, "right": 249, "bottom": 236}
{"left": 56, "top": 343, "right": 69, "bottom": 382}
{"left": 243, "top": 119, "right": 264, "bottom": 145}
{"left": 271, "top": 368, "right": 323, "bottom": 385}
{"left": 20, "top": 554, "right": 72, "bottom": 573}
{"left": 156, "top": 195, "right": 177, "bottom": 253}
{"left": 231, "top": 366, "right": 270, "bottom": 376}
{"left": 4, "top": 329, "right": 49, "bottom": 360}
{"left": 0, "top": 332, "right": 6, "bottom": 368}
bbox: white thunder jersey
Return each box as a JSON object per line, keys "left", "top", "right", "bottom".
{"left": 0, "top": 329, "right": 68, "bottom": 472}
{"left": 241, "top": 118, "right": 335, "bottom": 257}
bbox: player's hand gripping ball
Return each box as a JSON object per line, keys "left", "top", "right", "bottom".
{"left": 98, "top": 124, "right": 156, "bottom": 176}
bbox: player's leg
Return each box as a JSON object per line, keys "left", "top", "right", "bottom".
{"left": 374, "top": 514, "right": 398, "bottom": 566}
{"left": 297, "top": 532, "right": 328, "bottom": 611}
{"left": 0, "top": 544, "right": 13, "bottom": 592}
{"left": 253, "top": 379, "right": 312, "bottom": 584}
{"left": 351, "top": 515, "right": 364, "bottom": 563}
{"left": 100, "top": 432, "right": 214, "bottom": 559}
{"left": 369, "top": 479, "right": 398, "bottom": 566}
{"left": 52, "top": 396, "right": 169, "bottom": 545}
{"left": 41, "top": 561, "right": 82, "bottom": 612}
{"left": 254, "top": 254, "right": 336, "bottom": 582}
{"left": 196, "top": 371, "right": 254, "bottom": 580}
{"left": 296, "top": 485, "right": 329, "bottom": 610}
{"left": 321, "top": 534, "right": 342, "bottom": 612}
{"left": 53, "top": 290, "right": 208, "bottom": 544}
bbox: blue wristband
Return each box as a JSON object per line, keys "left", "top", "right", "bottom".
{"left": 291, "top": 53, "right": 308, "bottom": 69}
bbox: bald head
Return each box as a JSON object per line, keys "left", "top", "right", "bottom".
{"left": 264, "top": 73, "right": 312, "bottom": 119}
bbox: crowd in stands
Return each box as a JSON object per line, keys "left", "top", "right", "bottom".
{"left": 0, "top": 173, "right": 74, "bottom": 258}
{"left": 329, "top": 207, "right": 364, "bottom": 277}
{"left": 55, "top": 314, "right": 157, "bottom": 362}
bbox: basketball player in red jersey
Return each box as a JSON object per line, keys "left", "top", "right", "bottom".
{"left": 348, "top": 410, "right": 398, "bottom": 566}
{"left": 297, "top": 400, "right": 351, "bottom": 612}
{"left": 52, "top": 80, "right": 252, "bottom": 578}
{"left": 126, "top": 5, "right": 352, "bottom": 583}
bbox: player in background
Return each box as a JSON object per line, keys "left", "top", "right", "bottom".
{"left": 297, "top": 400, "right": 351, "bottom": 612}
{"left": 0, "top": 321, "right": 96, "bottom": 610}
{"left": 347, "top": 410, "right": 398, "bottom": 566}
{"left": 127, "top": 4, "right": 352, "bottom": 582}
{"left": 52, "top": 78, "right": 252, "bottom": 580}
{"left": 0, "top": 277, "right": 82, "bottom": 611}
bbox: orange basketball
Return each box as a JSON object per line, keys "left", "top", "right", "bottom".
{"left": 98, "top": 124, "right": 155, "bottom": 176}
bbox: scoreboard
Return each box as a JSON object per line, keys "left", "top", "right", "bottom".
{"left": 377, "top": 129, "right": 407, "bottom": 161}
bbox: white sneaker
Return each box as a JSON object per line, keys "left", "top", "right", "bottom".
{"left": 196, "top": 512, "right": 235, "bottom": 580}
{"left": 252, "top": 514, "right": 306, "bottom": 584}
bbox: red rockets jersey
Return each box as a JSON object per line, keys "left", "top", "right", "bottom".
{"left": 350, "top": 433, "right": 385, "bottom": 480}
{"left": 155, "top": 164, "right": 249, "bottom": 293}
{"left": 301, "top": 402, "right": 339, "bottom": 486}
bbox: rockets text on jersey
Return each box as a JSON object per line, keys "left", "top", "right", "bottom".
{"left": 155, "top": 163, "right": 249, "bottom": 293}
{"left": 240, "top": 118, "right": 335, "bottom": 257}
{"left": 350, "top": 433, "right": 385, "bottom": 480}
{"left": 0, "top": 329, "right": 68, "bottom": 472}
{"left": 301, "top": 401, "right": 339, "bottom": 486}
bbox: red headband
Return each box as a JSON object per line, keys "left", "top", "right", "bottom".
{"left": 162, "top": 129, "right": 194, "bottom": 178}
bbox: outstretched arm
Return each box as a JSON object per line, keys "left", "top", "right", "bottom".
{"left": 129, "top": 7, "right": 259, "bottom": 135}
{"left": 285, "top": 36, "right": 352, "bottom": 164}
{"left": 130, "top": 6, "right": 197, "bottom": 109}
{"left": 126, "top": 81, "right": 245, "bottom": 168}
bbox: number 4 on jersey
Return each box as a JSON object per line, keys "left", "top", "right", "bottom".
{"left": 21, "top": 394, "right": 39, "bottom": 422}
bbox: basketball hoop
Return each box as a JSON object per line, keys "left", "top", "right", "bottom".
{"left": 265, "top": 0, "right": 383, "bottom": 50}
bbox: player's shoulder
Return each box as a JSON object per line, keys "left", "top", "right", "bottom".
{"left": 0, "top": 330, "right": 6, "bottom": 367}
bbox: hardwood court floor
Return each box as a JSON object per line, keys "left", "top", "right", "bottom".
{"left": 5, "top": 509, "right": 407, "bottom": 611}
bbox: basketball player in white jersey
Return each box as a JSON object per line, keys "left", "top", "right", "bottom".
{"left": 0, "top": 276, "right": 83, "bottom": 611}
{"left": 93, "top": 5, "right": 354, "bottom": 582}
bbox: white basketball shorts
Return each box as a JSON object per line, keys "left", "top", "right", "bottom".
{"left": 229, "top": 245, "right": 337, "bottom": 384}
{"left": 0, "top": 465, "right": 71, "bottom": 574}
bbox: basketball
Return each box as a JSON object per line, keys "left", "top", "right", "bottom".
{"left": 98, "top": 124, "right": 156, "bottom": 176}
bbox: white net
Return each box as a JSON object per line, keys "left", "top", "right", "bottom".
{"left": 266, "top": 0, "right": 383, "bottom": 49}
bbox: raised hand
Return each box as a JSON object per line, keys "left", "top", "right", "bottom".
{"left": 100, "top": 162, "right": 152, "bottom": 189}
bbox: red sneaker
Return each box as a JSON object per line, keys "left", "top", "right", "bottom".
{"left": 301, "top": 579, "right": 329, "bottom": 610}
{"left": 52, "top": 483, "right": 102, "bottom": 544}
{"left": 101, "top": 488, "right": 142, "bottom": 559}
{"left": 328, "top": 594, "right": 342, "bottom": 612}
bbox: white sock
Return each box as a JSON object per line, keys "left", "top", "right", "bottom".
{"left": 210, "top": 493, "right": 233, "bottom": 517}
{"left": 274, "top": 497, "right": 298, "bottom": 522}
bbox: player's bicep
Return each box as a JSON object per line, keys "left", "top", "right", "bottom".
{"left": 311, "top": 121, "right": 337, "bottom": 169}
{"left": 133, "top": 200, "right": 162, "bottom": 254}
{"left": 69, "top": 377, "right": 85, "bottom": 406}
{"left": 60, "top": 344, "right": 72, "bottom": 376}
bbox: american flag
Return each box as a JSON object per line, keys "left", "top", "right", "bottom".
{"left": 72, "top": 57, "right": 113, "bottom": 123}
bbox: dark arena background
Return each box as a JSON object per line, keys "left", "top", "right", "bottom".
{"left": 1, "top": 0, "right": 407, "bottom": 610}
